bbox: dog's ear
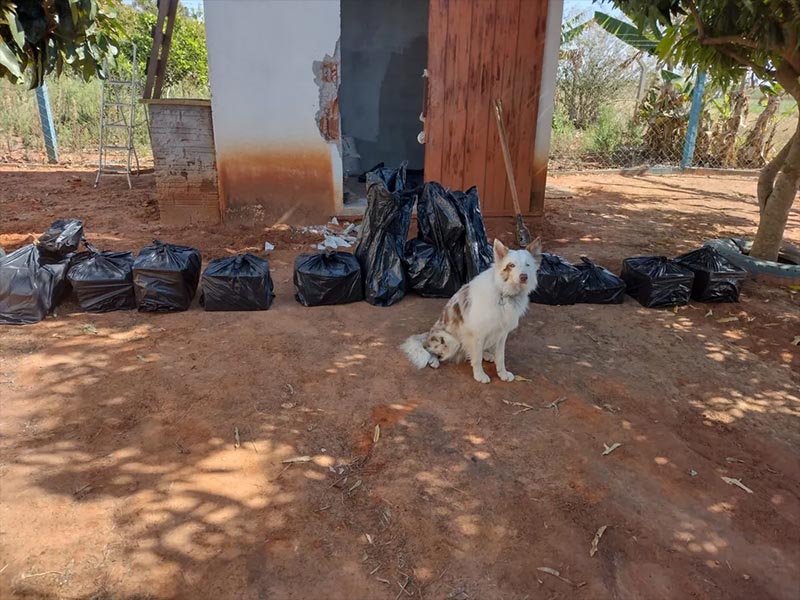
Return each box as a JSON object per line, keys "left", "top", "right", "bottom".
{"left": 493, "top": 239, "right": 508, "bottom": 262}
{"left": 526, "top": 237, "right": 542, "bottom": 260}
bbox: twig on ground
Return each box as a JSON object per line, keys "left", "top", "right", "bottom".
{"left": 545, "top": 397, "right": 567, "bottom": 413}
{"left": 502, "top": 399, "right": 538, "bottom": 415}
{"left": 536, "top": 567, "right": 586, "bottom": 588}
{"left": 272, "top": 464, "right": 292, "bottom": 481}
{"left": 590, "top": 525, "right": 609, "bottom": 557}
{"left": 73, "top": 483, "right": 92, "bottom": 497}
{"left": 396, "top": 575, "right": 413, "bottom": 599}
{"left": 722, "top": 476, "right": 754, "bottom": 494}
{"left": 21, "top": 571, "right": 63, "bottom": 580}
{"left": 282, "top": 455, "right": 312, "bottom": 463}
{"left": 234, "top": 427, "right": 241, "bottom": 449}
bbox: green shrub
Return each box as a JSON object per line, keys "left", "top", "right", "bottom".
{"left": 588, "top": 106, "right": 625, "bottom": 154}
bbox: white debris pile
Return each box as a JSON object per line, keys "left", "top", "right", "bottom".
{"left": 297, "top": 217, "right": 361, "bottom": 251}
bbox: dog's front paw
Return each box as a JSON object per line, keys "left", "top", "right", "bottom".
{"left": 473, "top": 371, "right": 491, "bottom": 384}
{"left": 428, "top": 356, "right": 440, "bottom": 369}
{"left": 498, "top": 369, "right": 515, "bottom": 382}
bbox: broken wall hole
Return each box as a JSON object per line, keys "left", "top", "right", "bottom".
{"left": 339, "top": 0, "right": 429, "bottom": 208}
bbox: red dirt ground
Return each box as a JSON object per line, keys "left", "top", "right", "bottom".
{"left": 0, "top": 166, "right": 798, "bottom": 600}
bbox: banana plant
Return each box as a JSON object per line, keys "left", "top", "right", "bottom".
{"left": 593, "top": 10, "right": 681, "bottom": 82}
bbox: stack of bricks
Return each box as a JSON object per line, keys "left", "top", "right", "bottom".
{"left": 147, "top": 100, "right": 220, "bottom": 225}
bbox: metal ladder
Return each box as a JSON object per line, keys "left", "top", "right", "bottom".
{"left": 95, "top": 43, "right": 140, "bottom": 189}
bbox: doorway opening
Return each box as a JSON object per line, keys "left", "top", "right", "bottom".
{"left": 339, "top": 0, "right": 429, "bottom": 208}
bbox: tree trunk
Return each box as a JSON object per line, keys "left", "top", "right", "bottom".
{"left": 750, "top": 120, "right": 800, "bottom": 260}
{"left": 756, "top": 130, "right": 795, "bottom": 213}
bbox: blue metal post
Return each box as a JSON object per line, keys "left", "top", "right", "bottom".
{"left": 35, "top": 83, "right": 59, "bottom": 164}
{"left": 681, "top": 71, "right": 706, "bottom": 169}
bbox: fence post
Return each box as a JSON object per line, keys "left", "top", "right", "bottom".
{"left": 35, "top": 82, "right": 59, "bottom": 164}
{"left": 680, "top": 71, "right": 706, "bottom": 169}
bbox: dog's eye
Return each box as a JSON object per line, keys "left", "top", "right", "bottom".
{"left": 507, "top": 263, "right": 515, "bottom": 269}
{"left": 526, "top": 263, "right": 530, "bottom": 267}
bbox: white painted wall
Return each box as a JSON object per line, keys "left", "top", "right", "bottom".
{"left": 204, "top": 0, "right": 342, "bottom": 223}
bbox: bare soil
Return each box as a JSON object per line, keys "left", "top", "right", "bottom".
{"left": 1, "top": 166, "right": 798, "bottom": 600}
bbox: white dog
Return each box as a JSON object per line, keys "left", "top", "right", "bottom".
{"left": 401, "top": 238, "right": 542, "bottom": 383}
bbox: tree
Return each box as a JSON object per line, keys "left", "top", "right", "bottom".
{"left": 0, "top": 0, "right": 123, "bottom": 89}
{"left": 558, "top": 22, "right": 640, "bottom": 129}
{"left": 118, "top": 2, "right": 208, "bottom": 90}
{"left": 604, "top": 0, "right": 800, "bottom": 261}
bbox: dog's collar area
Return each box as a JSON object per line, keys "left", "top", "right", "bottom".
{"left": 499, "top": 291, "right": 527, "bottom": 306}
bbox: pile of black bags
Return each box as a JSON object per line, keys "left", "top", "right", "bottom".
{"left": 620, "top": 247, "right": 746, "bottom": 308}
{"left": 529, "top": 253, "right": 625, "bottom": 305}
{"left": 404, "top": 183, "right": 493, "bottom": 298}
{"left": 0, "top": 219, "right": 83, "bottom": 324}
{"left": 354, "top": 163, "right": 494, "bottom": 305}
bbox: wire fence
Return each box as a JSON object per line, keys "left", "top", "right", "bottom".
{"left": 548, "top": 21, "right": 798, "bottom": 173}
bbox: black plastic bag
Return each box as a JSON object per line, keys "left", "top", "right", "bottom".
{"left": 620, "top": 256, "right": 694, "bottom": 308}
{"left": 403, "top": 238, "right": 461, "bottom": 298}
{"left": 0, "top": 244, "right": 72, "bottom": 324}
{"left": 294, "top": 251, "right": 363, "bottom": 306}
{"left": 67, "top": 242, "right": 136, "bottom": 312}
{"left": 530, "top": 253, "right": 583, "bottom": 305}
{"left": 458, "top": 187, "right": 494, "bottom": 280}
{"left": 200, "top": 253, "right": 274, "bottom": 311}
{"left": 406, "top": 183, "right": 492, "bottom": 297}
{"left": 354, "top": 163, "right": 414, "bottom": 306}
{"left": 38, "top": 218, "right": 84, "bottom": 256}
{"left": 133, "top": 241, "right": 201, "bottom": 312}
{"left": 410, "top": 182, "right": 464, "bottom": 297}
{"left": 574, "top": 257, "right": 626, "bottom": 304}
{"left": 675, "top": 246, "right": 746, "bottom": 302}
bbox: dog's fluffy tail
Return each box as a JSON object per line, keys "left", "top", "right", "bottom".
{"left": 401, "top": 334, "right": 431, "bottom": 369}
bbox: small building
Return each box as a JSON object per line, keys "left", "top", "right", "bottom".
{"left": 148, "top": 0, "right": 563, "bottom": 226}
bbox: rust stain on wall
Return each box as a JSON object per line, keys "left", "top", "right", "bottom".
{"left": 313, "top": 40, "right": 341, "bottom": 143}
{"left": 218, "top": 147, "right": 336, "bottom": 226}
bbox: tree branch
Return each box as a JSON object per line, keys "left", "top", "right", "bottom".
{"left": 716, "top": 45, "right": 774, "bottom": 79}
{"left": 685, "top": 0, "right": 704, "bottom": 37}
{"left": 698, "top": 35, "right": 759, "bottom": 49}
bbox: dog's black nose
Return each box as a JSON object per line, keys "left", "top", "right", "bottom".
{"left": 520, "top": 273, "right": 529, "bottom": 283}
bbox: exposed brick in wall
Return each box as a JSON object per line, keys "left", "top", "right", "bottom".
{"left": 148, "top": 102, "right": 220, "bottom": 225}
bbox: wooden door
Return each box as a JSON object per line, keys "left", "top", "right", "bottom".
{"left": 424, "top": 0, "right": 549, "bottom": 216}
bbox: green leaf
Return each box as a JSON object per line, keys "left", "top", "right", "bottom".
{"left": 594, "top": 11, "right": 658, "bottom": 53}
{"left": 69, "top": 0, "right": 81, "bottom": 24}
{"left": 0, "top": 39, "right": 23, "bottom": 78}
{"left": 3, "top": 8, "right": 25, "bottom": 49}
{"left": 561, "top": 15, "right": 592, "bottom": 46}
